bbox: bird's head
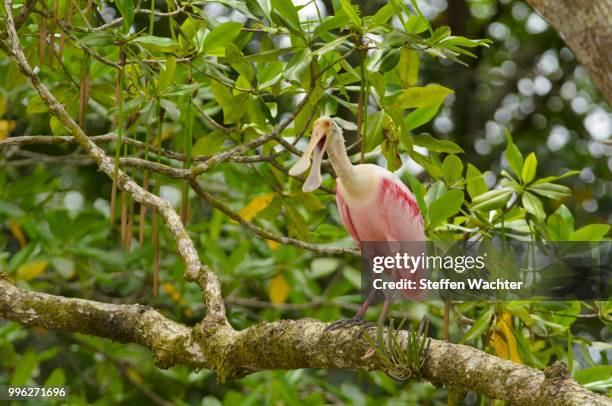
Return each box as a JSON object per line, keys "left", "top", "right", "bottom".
{"left": 289, "top": 116, "right": 343, "bottom": 192}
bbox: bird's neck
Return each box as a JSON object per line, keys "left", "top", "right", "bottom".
{"left": 327, "top": 136, "right": 358, "bottom": 192}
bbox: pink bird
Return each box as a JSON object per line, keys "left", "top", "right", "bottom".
{"left": 290, "top": 116, "right": 426, "bottom": 329}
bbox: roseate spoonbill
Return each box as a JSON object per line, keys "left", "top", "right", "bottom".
{"left": 289, "top": 116, "right": 425, "bottom": 329}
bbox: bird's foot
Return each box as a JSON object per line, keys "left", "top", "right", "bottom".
{"left": 324, "top": 317, "right": 375, "bottom": 332}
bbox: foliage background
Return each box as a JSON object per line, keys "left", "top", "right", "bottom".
{"left": 0, "top": 0, "right": 610, "bottom": 404}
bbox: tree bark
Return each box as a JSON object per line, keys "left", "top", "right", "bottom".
{"left": 1, "top": 274, "right": 609, "bottom": 405}
{"left": 526, "top": 0, "right": 612, "bottom": 103}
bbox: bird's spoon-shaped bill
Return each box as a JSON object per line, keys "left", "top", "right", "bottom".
{"left": 289, "top": 122, "right": 329, "bottom": 192}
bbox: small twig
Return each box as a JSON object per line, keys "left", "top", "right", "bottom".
{"left": 120, "top": 157, "right": 190, "bottom": 179}
{"left": 4, "top": 154, "right": 92, "bottom": 167}
{"left": 190, "top": 179, "right": 359, "bottom": 257}
{"left": 193, "top": 102, "right": 231, "bottom": 134}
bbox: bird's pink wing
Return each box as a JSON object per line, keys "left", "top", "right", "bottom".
{"left": 379, "top": 177, "right": 427, "bottom": 300}
{"left": 336, "top": 187, "right": 361, "bottom": 244}
{"left": 378, "top": 177, "right": 425, "bottom": 241}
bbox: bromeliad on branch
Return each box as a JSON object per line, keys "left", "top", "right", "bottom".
{"left": 290, "top": 117, "right": 425, "bottom": 328}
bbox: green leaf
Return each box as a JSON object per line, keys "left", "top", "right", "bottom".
{"left": 284, "top": 48, "right": 311, "bottom": 82}
{"left": 555, "top": 204, "right": 574, "bottom": 231}
{"left": 393, "top": 84, "right": 454, "bottom": 109}
{"left": 26, "top": 95, "right": 48, "bottom": 114}
{"left": 459, "top": 307, "right": 494, "bottom": 344}
{"left": 370, "top": 3, "right": 394, "bottom": 25}
{"left": 405, "top": 103, "right": 444, "bottom": 131}
{"left": 441, "top": 155, "right": 463, "bottom": 186}
{"left": 313, "top": 34, "right": 352, "bottom": 56}
{"left": 257, "top": 61, "right": 284, "bottom": 89}
{"left": 570, "top": 224, "right": 610, "bottom": 241}
{"left": 178, "top": 17, "right": 203, "bottom": 50}
{"left": 285, "top": 204, "right": 309, "bottom": 241}
{"left": 163, "top": 83, "right": 203, "bottom": 97}
{"left": 193, "top": 131, "right": 227, "bottom": 156}
{"left": 343, "top": 267, "right": 361, "bottom": 289}
{"left": 533, "top": 170, "right": 579, "bottom": 184}
{"left": 223, "top": 93, "right": 250, "bottom": 123}
{"left": 412, "top": 134, "right": 463, "bottom": 153}
{"left": 528, "top": 182, "right": 571, "bottom": 200}
{"left": 522, "top": 192, "right": 545, "bottom": 221}
{"left": 441, "top": 36, "right": 492, "bottom": 49}
{"left": 378, "top": 48, "right": 401, "bottom": 72}
{"left": 160, "top": 99, "right": 180, "bottom": 119}
{"left": 365, "top": 110, "right": 385, "bottom": 152}
{"left": 404, "top": 14, "right": 428, "bottom": 35}
{"left": 428, "top": 190, "right": 463, "bottom": 227}
{"left": 10, "top": 350, "right": 38, "bottom": 385}
{"left": 547, "top": 213, "right": 570, "bottom": 241}
{"left": 201, "top": 22, "right": 244, "bottom": 52}
{"left": 245, "top": 46, "right": 296, "bottom": 62}
{"left": 158, "top": 56, "right": 176, "bottom": 91}
{"left": 405, "top": 172, "right": 427, "bottom": 216}
{"left": 397, "top": 48, "right": 419, "bottom": 88}
{"left": 340, "top": 0, "right": 361, "bottom": 27}
{"left": 521, "top": 152, "right": 537, "bottom": 183}
{"left": 505, "top": 129, "right": 523, "bottom": 178}
{"left": 44, "top": 368, "right": 67, "bottom": 386}
{"left": 133, "top": 36, "right": 178, "bottom": 52}
{"left": 50, "top": 116, "right": 68, "bottom": 136}
{"left": 383, "top": 141, "right": 402, "bottom": 171}
{"left": 574, "top": 366, "right": 612, "bottom": 392}
{"left": 411, "top": 150, "right": 443, "bottom": 179}
{"left": 431, "top": 26, "right": 451, "bottom": 43}
{"left": 116, "top": 0, "right": 134, "bottom": 32}
{"left": 210, "top": 80, "right": 232, "bottom": 106}
{"left": 466, "top": 164, "right": 487, "bottom": 200}
{"left": 315, "top": 15, "right": 349, "bottom": 37}
{"left": 471, "top": 188, "right": 513, "bottom": 211}
{"left": 231, "top": 56, "right": 254, "bottom": 83}
{"left": 79, "top": 32, "right": 115, "bottom": 47}
{"left": 369, "top": 71, "right": 386, "bottom": 99}
{"left": 270, "top": 0, "right": 300, "bottom": 32}
{"left": 424, "top": 181, "right": 446, "bottom": 207}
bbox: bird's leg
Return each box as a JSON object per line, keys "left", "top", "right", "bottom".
{"left": 355, "top": 291, "right": 374, "bottom": 318}
{"left": 377, "top": 299, "right": 391, "bottom": 324}
{"left": 325, "top": 290, "right": 376, "bottom": 331}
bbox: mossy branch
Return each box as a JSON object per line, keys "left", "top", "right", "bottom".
{"left": 1, "top": 275, "right": 609, "bottom": 405}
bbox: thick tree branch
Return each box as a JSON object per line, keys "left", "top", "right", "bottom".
{"left": 526, "top": 0, "right": 612, "bottom": 103}
{"left": 0, "top": 274, "right": 208, "bottom": 368}
{"left": 0, "top": 1, "right": 226, "bottom": 324}
{"left": 0, "top": 275, "right": 608, "bottom": 405}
